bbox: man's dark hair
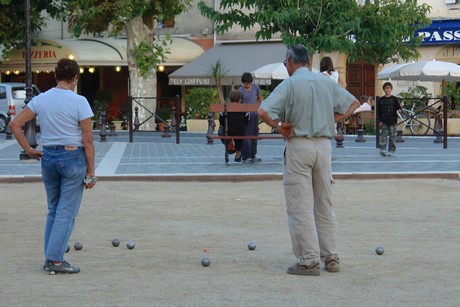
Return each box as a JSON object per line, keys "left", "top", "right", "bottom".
{"left": 286, "top": 45, "right": 309, "bottom": 65}
{"left": 228, "top": 90, "right": 242, "bottom": 103}
{"left": 241, "top": 72, "right": 253, "bottom": 83}
{"left": 382, "top": 82, "right": 393, "bottom": 90}
{"left": 55, "top": 58, "right": 80, "bottom": 82}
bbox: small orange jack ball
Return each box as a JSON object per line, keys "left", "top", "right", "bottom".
{"left": 203, "top": 247, "right": 208, "bottom": 253}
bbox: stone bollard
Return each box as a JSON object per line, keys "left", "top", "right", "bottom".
{"left": 355, "top": 129, "right": 366, "bottom": 142}
{"left": 395, "top": 130, "right": 405, "bottom": 143}
{"left": 5, "top": 112, "right": 13, "bottom": 140}
{"left": 108, "top": 123, "right": 117, "bottom": 137}
{"left": 99, "top": 109, "right": 108, "bottom": 142}
{"left": 134, "top": 107, "right": 140, "bottom": 131}
{"left": 206, "top": 112, "right": 215, "bottom": 145}
{"left": 433, "top": 109, "right": 443, "bottom": 144}
{"left": 334, "top": 122, "right": 345, "bottom": 148}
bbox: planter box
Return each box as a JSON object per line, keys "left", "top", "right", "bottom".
{"left": 447, "top": 118, "right": 460, "bottom": 136}
{"left": 112, "top": 121, "right": 123, "bottom": 130}
{"left": 186, "top": 119, "right": 216, "bottom": 132}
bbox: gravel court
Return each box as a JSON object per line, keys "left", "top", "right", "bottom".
{"left": 1, "top": 179, "right": 459, "bottom": 306}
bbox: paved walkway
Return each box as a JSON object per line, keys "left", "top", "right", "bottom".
{"left": 1, "top": 131, "right": 459, "bottom": 181}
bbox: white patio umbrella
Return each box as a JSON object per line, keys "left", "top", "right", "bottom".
{"left": 378, "top": 59, "right": 460, "bottom": 82}
{"left": 252, "top": 62, "right": 319, "bottom": 80}
{"left": 377, "top": 62, "right": 413, "bottom": 80}
{"left": 252, "top": 62, "right": 289, "bottom": 80}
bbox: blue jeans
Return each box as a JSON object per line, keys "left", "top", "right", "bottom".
{"left": 242, "top": 112, "right": 259, "bottom": 160}
{"left": 41, "top": 146, "right": 87, "bottom": 262}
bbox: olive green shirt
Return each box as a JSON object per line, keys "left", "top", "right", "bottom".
{"left": 260, "top": 67, "right": 356, "bottom": 138}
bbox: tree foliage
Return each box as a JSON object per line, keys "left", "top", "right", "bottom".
{"left": 198, "top": 0, "right": 431, "bottom": 65}
{"left": 349, "top": 0, "right": 431, "bottom": 65}
{"left": 66, "top": 1, "right": 189, "bottom": 38}
{"left": 65, "top": 0, "right": 191, "bottom": 78}
{"left": 199, "top": 0, "right": 359, "bottom": 55}
{"left": 184, "top": 87, "right": 219, "bottom": 119}
{"left": 0, "top": 0, "right": 64, "bottom": 55}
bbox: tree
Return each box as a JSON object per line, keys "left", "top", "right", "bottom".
{"left": 209, "top": 60, "right": 228, "bottom": 103}
{"left": 348, "top": 0, "right": 431, "bottom": 66}
{"left": 0, "top": 0, "right": 64, "bottom": 55}
{"left": 199, "top": 0, "right": 431, "bottom": 66}
{"left": 65, "top": 0, "right": 191, "bottom": 130}
{"left": 199, "top": 0, "right": 359, "bottom": 55}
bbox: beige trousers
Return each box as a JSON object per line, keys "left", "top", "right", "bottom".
{"left": 283, "top": 137, "right": 338, "bottom": 265}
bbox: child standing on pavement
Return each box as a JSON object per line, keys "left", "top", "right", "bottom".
{"left": 219, "top": 90, "right": 249, "bottom": 162}
{"left": 377, "top": 82, "right": 401, "bottom": 156}
{"left": 239, "top": 72, "right": 264, "bottom": 163}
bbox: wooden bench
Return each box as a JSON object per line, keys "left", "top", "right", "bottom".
{"left": 207, "top": 103, "right": 285, "bottom": 164}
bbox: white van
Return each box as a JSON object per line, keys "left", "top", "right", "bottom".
{"left": 0, "top": 82, "right": 41, "bottom": 132}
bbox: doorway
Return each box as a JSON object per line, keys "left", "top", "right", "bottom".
{"left": 346, "top": 61, "right": 375, "bottom": 98}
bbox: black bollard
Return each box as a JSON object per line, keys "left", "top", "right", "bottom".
{"left": 334, "top": 122, "right": 345, "bottom": 148}
{"left": 162, "top": 122, "right": 171, "bottom": 138}
{"left": 99, "top": 108, "right": 108, "bottom": 142}
{"left": 433, "top": 109, "right": 443, "bottom": 143}
{"left": 108, "top": 123, "right": 117, "bottom": 137}
{"left": 134, "top": 107, "right": 140, "bottom": 131}
{"left": 355, "top": 129, "right": 366, "bottom": 142}
{"left": 395, "top": 130, "right": 405, "bottom": 143}
{"left": 5, "top": 112, "right": 12, "bottom": 140}
{"left": 162, "top": 107, "right": 173, "bottom": 138}
{"left": 206, "top": 112, "right": 215, "bottom": 145}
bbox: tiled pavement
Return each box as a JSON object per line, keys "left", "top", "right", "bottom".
{"left": 1, "top": 131, "right": 459, "bottom": 181}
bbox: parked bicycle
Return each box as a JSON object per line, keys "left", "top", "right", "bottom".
{"left": 397, "top": 102, "right": 430, "bottom": 135}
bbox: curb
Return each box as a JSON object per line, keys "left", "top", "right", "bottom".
{"left": 1, "top": 172, "right": 458, "bottom": 184}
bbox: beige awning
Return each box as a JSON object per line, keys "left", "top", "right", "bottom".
{"left": 168, "top": 41, "right": 287, "bottom": 86}
{"left": 0, "top": 37, "right": 204, "bottom": 73}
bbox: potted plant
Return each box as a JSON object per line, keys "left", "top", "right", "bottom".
{"left": 111, "top": 113, "right": 123, "bottom": 130}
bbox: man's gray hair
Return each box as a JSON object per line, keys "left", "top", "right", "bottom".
{"left": 286, "top": 45, "right": 309, "bottom": 65}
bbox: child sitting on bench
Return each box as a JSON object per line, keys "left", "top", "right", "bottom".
{"left": 218, "top": 90, "right": 249, "bottom": 162}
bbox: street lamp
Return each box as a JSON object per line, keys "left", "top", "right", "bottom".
{"left": 20, "top": 0, "right": 38, "bottom": 160}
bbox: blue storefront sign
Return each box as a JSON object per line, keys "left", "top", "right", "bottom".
{"left": 416, "top": 19, "right": 460, "bottom": 45}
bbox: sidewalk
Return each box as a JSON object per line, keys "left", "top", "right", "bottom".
{"left": 1, "top": 131, "right": 459, "bottom": 181}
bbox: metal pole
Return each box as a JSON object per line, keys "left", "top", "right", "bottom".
{"left": 128, "top": 96, "right": 133, "bottom": 143}
{"left": 175, "top": 95, "right": 180, "bottom": 144}
{"left": 20, "top": 0, "right": 38, "bottom": 160}
{"left": 375, "top": 96, "right": 380, "bottom": 148}
{"left": 443, "top": 96, "right": 448, "bottom": 149}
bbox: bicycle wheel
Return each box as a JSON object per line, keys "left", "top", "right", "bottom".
{"left": 409, "top": 112, "right": 430, "bottom": 135}
{"left": 397, "top": 110, "right": 410, "bottom": 133}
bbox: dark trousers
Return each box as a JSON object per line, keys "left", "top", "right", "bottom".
{"left": 242, "top": 113, "right": 259, "bottom": 160}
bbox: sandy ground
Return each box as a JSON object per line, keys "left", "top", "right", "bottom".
{"left": 1, "top": 179, "right": 459, "bottom": 306}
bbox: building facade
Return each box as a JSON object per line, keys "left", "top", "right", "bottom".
{"left": 1, "top": 0, "right": 459, "bottom": 124}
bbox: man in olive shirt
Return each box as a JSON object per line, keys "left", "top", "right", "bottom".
{"left": 258, "top": 45, "right": 359, "bottom": 276}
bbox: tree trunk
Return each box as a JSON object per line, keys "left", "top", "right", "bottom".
{"left": 125, "top": 17, "right": 157, "bottom": 131}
